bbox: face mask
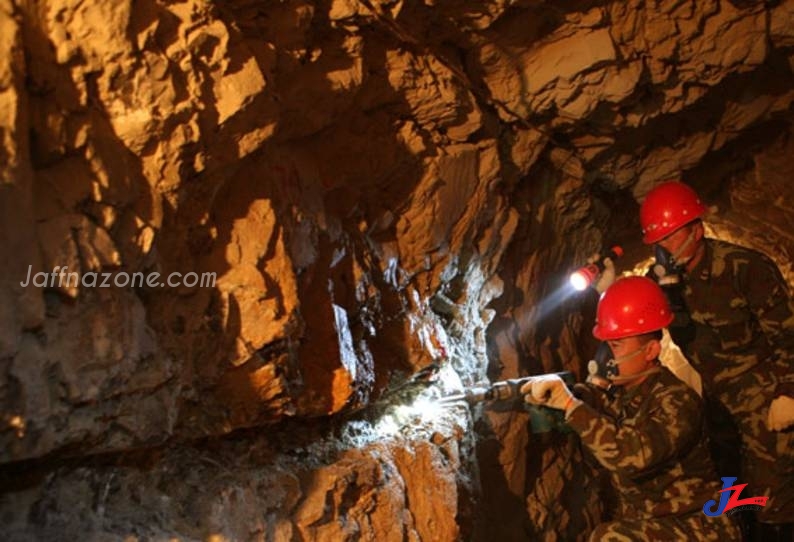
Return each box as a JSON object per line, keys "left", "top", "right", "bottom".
{"left": 587, "top": 341, "right": 648, "bottom": 387}
{"left": 652, "top": 244, "right": 685, "bottom": 285}
{"left": 654, "top": 227, "right": 697, "bottom": 280}
{"left": 587, "top": 342, "right": 617, "bottom": 388}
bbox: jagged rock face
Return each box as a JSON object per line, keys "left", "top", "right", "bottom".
{"left": 2, "top": 412, "right": 477, "bottom": 542}
{"left": 1, "top": 0, "right": 794, "bottom": 540}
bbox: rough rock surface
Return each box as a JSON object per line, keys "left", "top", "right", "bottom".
{"left": 1, "top": 408, "right": 476, "bottom": 542}
{"left": 1, "top": 0, "right": 794, "bottom": 539}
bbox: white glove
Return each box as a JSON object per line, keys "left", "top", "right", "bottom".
{"left": 594, "top": 256, "right": 616, "bottom": 294}
{"left": 766, "top": 395, "right": 794, "bottom": 431}
{"left": 521, "top": 374, "right": 575, "bottom": 411}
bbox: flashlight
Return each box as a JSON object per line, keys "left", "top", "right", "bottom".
{"left": 569, "top": 246, "right": 624, "bottom": 291}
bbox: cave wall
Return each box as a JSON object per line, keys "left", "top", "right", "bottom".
{"left": 2, "top": 0, "right": 794, "bottom": 540}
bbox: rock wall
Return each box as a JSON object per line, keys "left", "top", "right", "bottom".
{"left": 1, "top": 407, "right": 478, "bottom": 541}
{"left": 1, "top": 0, "right": 794, "bottom": 540}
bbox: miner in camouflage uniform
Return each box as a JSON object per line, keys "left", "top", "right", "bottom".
{"left": 639, "top": 181, "right": 794, "bottom": 540}
{"left": 523, "top": 276, "right": 739, "bottom": 541}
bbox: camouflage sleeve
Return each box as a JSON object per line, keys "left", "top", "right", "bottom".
{"left": 566, "top": 383, "right": 701, "bottom": 476}
{"left": 739, "top": 252, "right": 794, "bottom": 394}
{"left": 572, "top": 382, "right": 610, "bottom": 412}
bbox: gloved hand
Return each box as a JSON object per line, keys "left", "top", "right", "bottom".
{"left": 594, "top": 256, "right": 616, "bottom": 294}
{"left": 585, "top": 252, "right": 616, "bottom": 294}
{"left": 521, "top": 374, "right": 576, "bottom": 411}
{"left": 766, "top": 395, "right": 794, "bottom": 431}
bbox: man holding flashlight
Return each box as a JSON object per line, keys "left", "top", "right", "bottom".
{"left": 522, "top": 276, "right": 739, "bottom": 540}
{"left": 636, "top": 181, "right": 794, "bottom": 539}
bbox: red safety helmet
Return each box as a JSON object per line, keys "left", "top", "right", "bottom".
{"left": 593, "top": 276, "right": 673, "bottom": 340}
{"left": 640, "top": 181, "right": 707, "bottom": 244}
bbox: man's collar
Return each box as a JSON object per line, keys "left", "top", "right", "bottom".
{"left": 618, "top": 365, "right": 662, "bottom": 402}
{"left": 688, "top": 238, "right": 712, "bottom": 281}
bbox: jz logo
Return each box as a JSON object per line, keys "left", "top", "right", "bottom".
{"left": 703, "top": 477, "right": 769, "bottom": 516}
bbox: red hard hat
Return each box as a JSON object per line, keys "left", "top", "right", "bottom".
{"left": 640, "top": 181, "right": 706, "bottom": 244}
{"left": 593, "top": 276, "right": 674, "bottom": 340}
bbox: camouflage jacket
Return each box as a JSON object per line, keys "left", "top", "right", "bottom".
{"left": 567, "top": 368, "right": 720, "bottom": 519}
{"left": 680, "top": 239, "right": 794, "bottom": 394}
